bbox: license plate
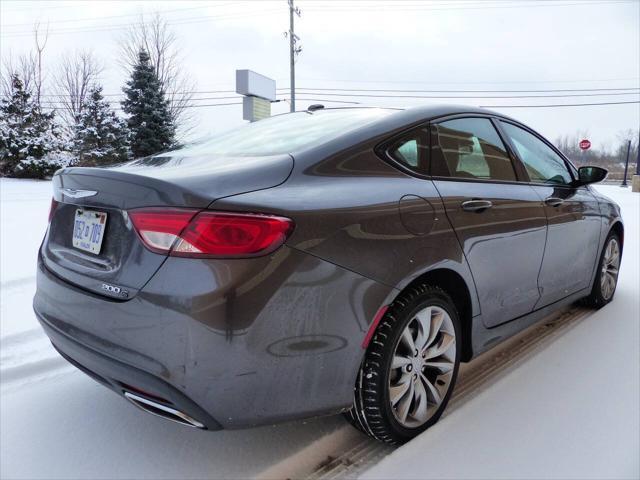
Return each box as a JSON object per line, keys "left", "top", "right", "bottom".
{"left": 72, "top": 209, "right": 107, "bottom": 255}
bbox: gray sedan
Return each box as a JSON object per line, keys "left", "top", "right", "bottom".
{"left": 35, "top": 105, "right": 622, "bottom": 444}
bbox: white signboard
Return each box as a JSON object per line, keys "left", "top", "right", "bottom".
{"left": 236, "top": 70, "right": 276, "bottom": 102}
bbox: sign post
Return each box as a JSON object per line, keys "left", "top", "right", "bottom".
{"left": 622, "top": 140, "right": 631, "bottom": 187}
{"left": 579, "top": 139, "right": 590, "bottom": 168}
{"left": 634, "top": 131, "right": 640, "bottom": 193}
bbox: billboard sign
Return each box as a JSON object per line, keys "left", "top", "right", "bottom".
{"left": 236, "top": 70, "right": 276, "bottom": 102}
{"left": 242, "top": 96, "right": 271, "bottom": 122}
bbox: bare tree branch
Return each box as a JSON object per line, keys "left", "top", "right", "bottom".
{"left": 33, "top": 21, "right": 50, "bottom": 109}
{"left": 54, "top": 50, "right": 103, "bottom": 127}
{"left": 1, "top": 52, "right": 37, "bottom": 97}
{"left": 118, "top": 12, "right": 196, "bottom": 140}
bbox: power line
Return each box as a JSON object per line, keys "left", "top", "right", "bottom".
{"left": 282, "top": 91, "right": 640, "bottom": 99}
{"left": 9, "top": 86, "right": 638, "bottom": 100}
{"left": 12, "top": 90, "right": 240, "bottom": 98}
{"left": 32, "top": 98, "right": 640, "bottom": 111}
{"left": 33, "top": 98, "right": 362, "bottom": 109}
{"left": 0, "top": 4, "right": 236, "bottom": 29}
{"left": 480, "top": 100, "right": 640, "bottom": 108}
{"left": 24, "top": 91, "right": 640, "bottom": 105}
{"left": 0, "top": 8, "right": 283, "bottom": 37}
{"left": 0, "top": 0, "right": 127, "bottom": 12}
{"left": 4, "top": 0, "right": 633, "bottom": 37}
{"left": 292, "top": 86, "right": 640, "bottom": 93}
{"left": 303, "top": 0, "right": 635, "bottom": 12}
{"left": 294, "top": 76, "right": 640, "bottom": 86}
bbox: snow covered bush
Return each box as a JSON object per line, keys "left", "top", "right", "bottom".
{"left": 13, "top": 151, "right": 74, "bottom": 178}
{"left": 73, "top": 85, "right": 129, "bottom": 166}
{"left": 0, "top": 75, "right": 71, "bottom": 178}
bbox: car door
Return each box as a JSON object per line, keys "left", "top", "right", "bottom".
{"left": 497, "top": 121, "right": 602, "bottom": 307}
{"left": 430, "top": 116, "right": 547, "bottom": 327}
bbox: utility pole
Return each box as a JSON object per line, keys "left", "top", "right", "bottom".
{"left": 287, "top": 0, "right": 301, "bottom": 112}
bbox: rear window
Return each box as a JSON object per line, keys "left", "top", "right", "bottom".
{"left": 171, "top": 108, "right": 393, "bottom": 157}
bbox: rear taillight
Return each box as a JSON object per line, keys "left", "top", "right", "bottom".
{"left": 48, "top": 198, "right": 59, "bottom": 223}
{"left": 129, "top": 208, "right": 294, "bottom": 258}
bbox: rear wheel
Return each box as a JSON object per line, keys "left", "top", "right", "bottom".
{"left": 583, "top": 232, "right": 621, "bottom": 308}
{"left": 346, "top": 285, "right": 460, "bottom": 444}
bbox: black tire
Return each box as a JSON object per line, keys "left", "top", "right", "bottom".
{"left": 582, "top": 232, "right": 621, "bottom": 308}
{"left": 345, "top": 284, "right": 461, "bottom": 445}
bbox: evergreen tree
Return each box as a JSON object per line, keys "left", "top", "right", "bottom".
{"left": 0, "top": 75, "right": 71, "bottom": 178}
{"left": 121, "top": 50, "right": 175, "bottom": 158}
{"left": 74, "top": 85, "right": 129, "bottom": 166}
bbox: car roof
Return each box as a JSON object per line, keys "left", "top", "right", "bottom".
{"left": 312, "top": 103, "right": 513, "bottom": 122}
{"left": 300, "top": 104, "right": 521, "bottom": 132}
{"left": 286, "top": 104, "right": 527, "bottom": 164}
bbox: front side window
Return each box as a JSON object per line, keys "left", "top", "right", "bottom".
{"left": 499, "top": 121, "right": 573, "bottom": 185}
{"left": 431, "top": 118, "right": 516, "bottom": 181}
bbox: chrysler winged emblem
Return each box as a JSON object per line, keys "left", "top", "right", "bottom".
{"left": 61, "top": 188, "right": 98, "bottom": 199}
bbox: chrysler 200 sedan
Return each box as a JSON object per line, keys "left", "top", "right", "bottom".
{"left": 35, "top": 105, "right": 623, "bottom": 444}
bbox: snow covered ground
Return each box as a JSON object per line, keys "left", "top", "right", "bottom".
{"left": 0, "top": 178, "right": 638, "bottom": 479}
{"left": 365, "top": 185, "right": 640, "bottom": 480}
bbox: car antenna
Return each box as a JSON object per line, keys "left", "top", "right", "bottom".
{"left": 307, "top": 104, "right": 325, "bottom": 112}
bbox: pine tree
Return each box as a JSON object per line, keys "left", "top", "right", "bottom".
{"left": 121, "top": 50, "right": 175, "bottom": 158}
{"left": 74, "top": 85, "right": 129, "bottom": 166}
{"left": 0, "top": 75, "right": 71, "bottom": 178}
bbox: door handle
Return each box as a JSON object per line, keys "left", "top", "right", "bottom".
{"left": 461, "top": 199, "right": 493, "bottom": 212}
{"left": 545, "top": 197, "right": 564, "bottom": 207}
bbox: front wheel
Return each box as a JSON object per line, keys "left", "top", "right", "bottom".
{"left": 583, "top": 232, "right": 621, "bottom": 308}
{"left": 346, "top": 285, "right": 461, "bottom": 445}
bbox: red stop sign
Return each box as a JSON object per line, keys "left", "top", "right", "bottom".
{"left": 579, "top": 139, "right": 591, "bottom": 150}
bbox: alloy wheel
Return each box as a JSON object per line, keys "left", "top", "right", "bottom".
{"left": 388, "top": 305, "right": 456, "bottom": 428}
{"left": 601, "top": 237, "right": 620, "bottom": 301}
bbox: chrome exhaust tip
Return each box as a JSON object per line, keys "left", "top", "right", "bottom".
{"left": 123, "top": 391, "right": 206, "bottom": 429}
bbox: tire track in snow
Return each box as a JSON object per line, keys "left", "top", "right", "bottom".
{"left": 266, "top": 304, "right": 595, "bottom": 480}
{"left": 1, "top": 276, "right": 36, "bottom": 290}
{"left": 1, "top": 328, "right": 69, "bottom": 388}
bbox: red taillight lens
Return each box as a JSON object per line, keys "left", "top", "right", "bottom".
{"left": 128, "top": 209, "right": 197, "bottom": 254}
{"left": 129, "top": 208, "right": 294, "bottom": 258}
{"left": 48, "top": 198, "right": 59, "bottom": 223}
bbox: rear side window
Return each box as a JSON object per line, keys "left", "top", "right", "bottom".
{"left": 391, "top": 139, "right": 419, "bottom": 167}
{"left": 386, "top": 128, "right": 429, "bottom": 172}
{"left": 431, "top": 118, "right": 516, "bottom": 181}
{"left": 499, "top": 121, "right": 573, "bottom": 185}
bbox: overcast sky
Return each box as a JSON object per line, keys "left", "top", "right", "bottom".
{"left": 1, "top": 0, "right": 639, "bottom": 151}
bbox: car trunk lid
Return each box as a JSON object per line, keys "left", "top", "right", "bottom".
{"left": 42, "top": 153, "right": 293, "bottom": 299}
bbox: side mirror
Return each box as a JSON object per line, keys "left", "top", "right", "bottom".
{"left": 577, "top": 166, "right": 608, "bottom": 185}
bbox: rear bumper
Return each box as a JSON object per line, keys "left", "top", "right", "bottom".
{"left": 40, "top": 316, "right": 222, "bottom": 429}
{"left": 34, "top": 246, "right": 392, "bottom": 429}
